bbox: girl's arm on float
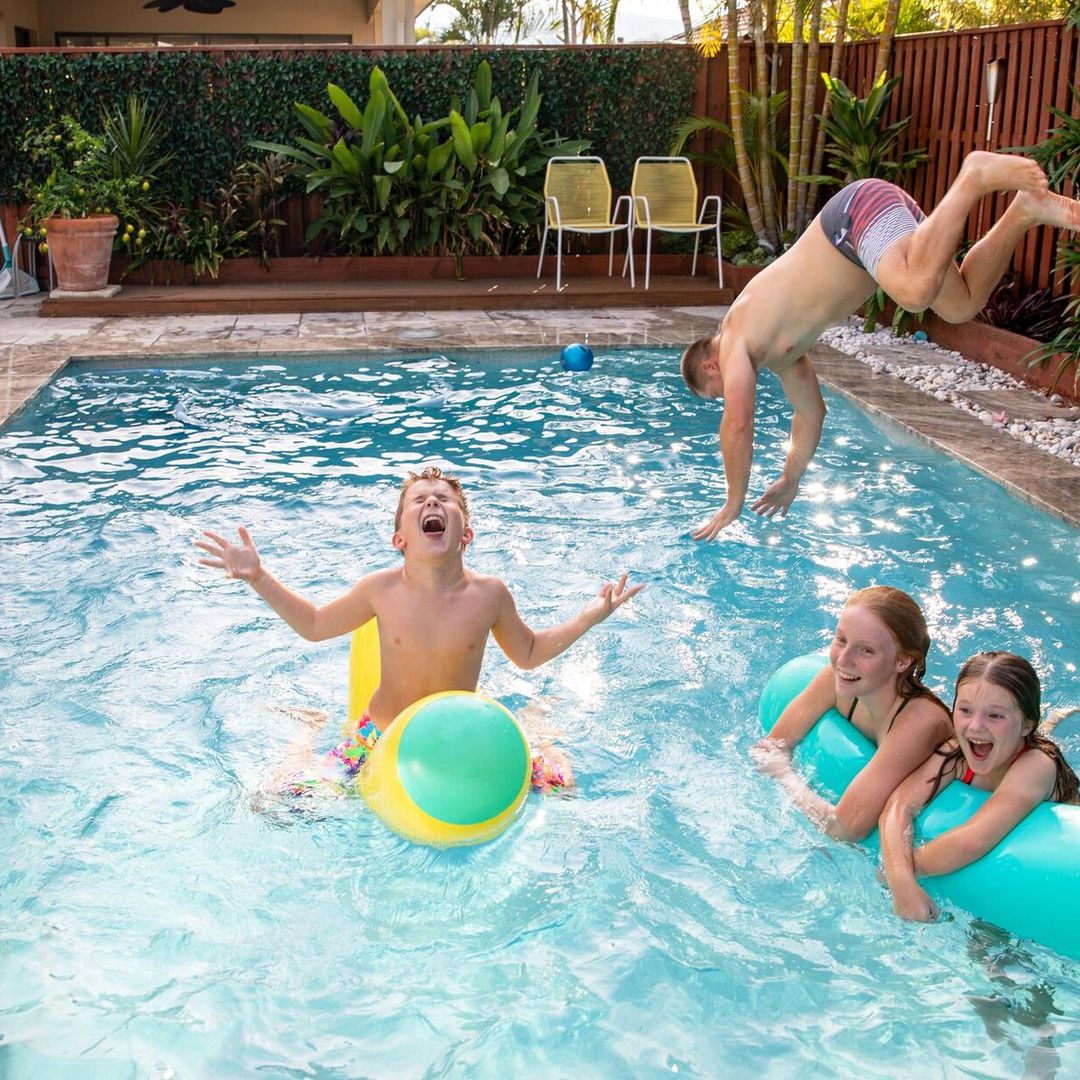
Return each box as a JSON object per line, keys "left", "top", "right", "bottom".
{"left": 751, "top": 749, "right": 854, "bottom": 841}
{"left": 755, "top": 663, "right": 836, "bottom": 750}
{"left": 879, "top": 758, "right": 941, "bottom": 922}
{"left": 912, "top": 752, "right": 1057, "bottom": 878}
{"left": 196, "top": 526, "right": 377, "bottom": 642}
{"left": 832, "top": 702, "right": 950, "bottom": 842}
{"left": 491, "top": 574, "right": 643, "bottom": 671}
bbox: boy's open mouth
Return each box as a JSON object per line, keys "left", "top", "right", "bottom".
{"left": 968, "top": 739, "right": 993, "bottom": 761}
{"left": 422, "top": 514, "right": 445, "bottom": 535}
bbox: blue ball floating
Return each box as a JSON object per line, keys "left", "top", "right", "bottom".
{"left": 912, "top": 330, "right": 929, "bottom": 342}
{"left": 560, "top": 343, "right": 594, "bottom": 371}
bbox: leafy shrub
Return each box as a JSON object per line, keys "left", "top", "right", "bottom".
{"left": 253, "top": 62, "right": 586, "bottom": 268}
{"left": 978, "top": 276, "right": 1068, "bottom": 343}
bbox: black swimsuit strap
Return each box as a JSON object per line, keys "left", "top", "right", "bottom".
{"left": 845, "top": 697, "right": 859, "bottom": 722}
{"left": 886, "top": 695, "right": 911, "bottom": 733}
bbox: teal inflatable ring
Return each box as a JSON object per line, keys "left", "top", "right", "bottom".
{"left": 760, "top": 654, "right": 1080, "bottom": 961}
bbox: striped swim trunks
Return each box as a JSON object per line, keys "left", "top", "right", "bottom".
{"left": 818, "top": 178, "right": 926, "bottom": 281}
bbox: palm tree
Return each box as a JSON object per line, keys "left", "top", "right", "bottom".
{"left": 677, "top": 0, "right": 694, "bottom": 41}
{"left": 433, "top": 0, "right": 538, "bottom": 44}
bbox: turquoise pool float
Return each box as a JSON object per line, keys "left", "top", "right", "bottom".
{"left": 760, "top": 653, "right": 1080, "bottom": 961}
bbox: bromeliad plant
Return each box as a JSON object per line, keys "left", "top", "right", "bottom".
{"left": 252, "top": 61, "right": 586, "bottom": 272}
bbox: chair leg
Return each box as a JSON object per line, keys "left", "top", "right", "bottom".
{"left": 555, "top": 227, "right": 563, "bottom": 291}
{"left": 608, "top": 233, "right": 615, "bottom": 279}
{"left": 536, "top": 223, "right": 549, "bottom": 279}
{"left": 644, "top": 229, "right": 653, "bottom": 291}
{"left": 715, "top": 221, "right": 723, "bottom": 288}
{"left": 691, "top": 234, "right": 700, "bottom": 280}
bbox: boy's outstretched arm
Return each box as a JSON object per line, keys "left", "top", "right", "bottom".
{"left": 196, "top": 527, "right": 375, "bottom": 642}
{"left": 691, "top": 343, "right": 757, "bottom": 542}
{"left": 750, "top": 356, "right": 826, "bottom": 520}
{"left": 492, "top": 573, "right": 644, "bottom": 670}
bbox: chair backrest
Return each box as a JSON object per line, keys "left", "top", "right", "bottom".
{"left": 544, "top": 156, "right": 613, "bottom": 226}
{"left": 631, "top": 157, "right": 699, "bottom": 225}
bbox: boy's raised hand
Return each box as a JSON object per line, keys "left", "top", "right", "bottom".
{"left": 196, "top": 526, "right": 262, "bottom": 583}
{"left": 586, "top": 572, "right": 644, "bottom": 625}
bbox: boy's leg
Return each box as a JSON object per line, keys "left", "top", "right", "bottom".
{"left": 875, "top": 152, "right": 1049, "bottom": 315}
{"left": 928, "top": 187, "right": 1080, "bottom": 323}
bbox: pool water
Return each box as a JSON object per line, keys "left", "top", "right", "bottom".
{"left": 2, "top": 348, "right": 1079, "bottom": 1077}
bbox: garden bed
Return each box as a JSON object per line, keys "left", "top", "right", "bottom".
{"left": 920, "top": 315, "right": 1079, "bottom": 407}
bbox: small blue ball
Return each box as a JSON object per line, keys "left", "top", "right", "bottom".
{"left": 912, "top": 330, "right": 929, "bottom": 343}
{"left": 560, "top": 343, "right": 594, "bottom": 372}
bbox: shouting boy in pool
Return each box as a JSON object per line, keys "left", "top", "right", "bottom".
{"left": 681, "top": 151, "right": 1080, "bottom": 540}
{"left": 196, "top": 466, "right": 643, "bottom": 794}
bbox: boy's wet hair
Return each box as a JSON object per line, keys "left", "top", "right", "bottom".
{"left": 680, "top": 335, "right": 718, "bottom": 396}
{"left": 394, "top": 466, "right": 470, "bottom": 531}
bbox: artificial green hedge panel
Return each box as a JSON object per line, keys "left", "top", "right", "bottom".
{"left": 0, "top": 47, "right": 697, "bottom": 201}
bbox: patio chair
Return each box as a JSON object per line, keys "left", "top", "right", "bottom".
{"left": 624, "top": 156, "right": 722, "bottom": 290}
{"left": 537, "top": 156, "right": 635, "bottom": 292}
{"left": 0, "top": 216, "right": 40, "bottom": 301}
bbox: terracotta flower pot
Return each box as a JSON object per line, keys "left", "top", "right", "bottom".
{"left": 44, "top": 215, "right": 119, "bottom": 291}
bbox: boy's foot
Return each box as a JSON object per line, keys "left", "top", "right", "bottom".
{"left": 960, "top": 151, "right": 1048, "bottom": 196}
{"left": 1013, "top": 188, "right": 1080, "bottom": 231}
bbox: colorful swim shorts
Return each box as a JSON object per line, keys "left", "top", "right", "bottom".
{"left": 287, "top": 714, "right": 381, "bottom": 797}
{"left": 819, "top": 177, "right": 926, "bottom": 281}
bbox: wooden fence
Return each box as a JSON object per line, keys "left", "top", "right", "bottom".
{"left": 693, "top": 20, "right": 1080, "bottom": 293}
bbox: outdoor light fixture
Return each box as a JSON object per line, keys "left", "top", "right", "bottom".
{"left": 985, "top": 58, "right": 1005, "bottom": 144}
{"left": 143, "top": 0, "right": 237, "bottom": 12}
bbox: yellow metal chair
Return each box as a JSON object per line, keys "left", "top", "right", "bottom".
{"left": 625, "top": 156, "right": 723, "bottom": 290}
{"left": 537, "top": 156, "right": 635, "bottom": 291}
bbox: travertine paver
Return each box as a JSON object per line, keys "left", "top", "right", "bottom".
{"left": 0, "top": 295, "right": 1076, "bottom": 528}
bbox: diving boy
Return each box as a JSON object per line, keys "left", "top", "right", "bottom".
{"left": 196, "top": 466, "right": 643, "bottom": 790}
{"left": 681, "top": 151, "right": 1080, "bottom": 540}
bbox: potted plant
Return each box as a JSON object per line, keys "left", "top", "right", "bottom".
{"left": 22, "top": 109, "right": 158, "bottom": 292}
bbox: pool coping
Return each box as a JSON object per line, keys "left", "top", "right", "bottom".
{"left": 1, "top": 303, "right": 1077, "bottom": 530}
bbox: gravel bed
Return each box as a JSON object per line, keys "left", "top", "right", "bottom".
{"left": 820, "top": 320, "right": 1080, "bottom": 469}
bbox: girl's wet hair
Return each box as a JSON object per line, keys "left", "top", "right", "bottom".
{"left": 929, "top": 651, "right": 1079, "bottom": 803}
{"left": 844, "top": 585, "right": 937, "bottom": 702}
{"left": 394, "top": 466, "right": 470, "bottom": 531}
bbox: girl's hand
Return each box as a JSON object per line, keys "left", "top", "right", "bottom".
{"left": 750, "top": 738, "right": 792, "bottom": 778}
{"left": 585, "top": 573, "right": 644, "bottom": 625}
{"left": 892, "top": 882, "right": 939, "bottom": 923}
{"left": 195, "top": 526, "right": 262, "bottom": 583}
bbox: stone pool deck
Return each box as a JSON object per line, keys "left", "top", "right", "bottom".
{"left": 1, "top": 296, "right": 1077, "bottom": 529}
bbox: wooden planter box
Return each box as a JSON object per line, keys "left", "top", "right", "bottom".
{"left": 112, "top": 252, "right": 724, "bottom": 286}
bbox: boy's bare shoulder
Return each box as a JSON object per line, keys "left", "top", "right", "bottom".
{"left": 463, "top": 569, "right": 515, "bottom": 607}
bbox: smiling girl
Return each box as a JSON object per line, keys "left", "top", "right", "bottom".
{"left": 753, "top": 586, "right": 953, "bottom": 840}
{"left": 880, "top": 652, "right": 1079, "bottom": 921}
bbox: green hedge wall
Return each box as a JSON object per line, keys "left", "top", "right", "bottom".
{"left": 0, "top": 47, "right": 697, "bottom": 202}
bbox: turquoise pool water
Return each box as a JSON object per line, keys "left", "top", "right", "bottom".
{"left": 2, "top": 347, "right": 1079, "bottom": 1077}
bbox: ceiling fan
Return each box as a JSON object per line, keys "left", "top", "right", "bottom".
{"left": 143, "top": 1, "right": 237, "bottom": 12}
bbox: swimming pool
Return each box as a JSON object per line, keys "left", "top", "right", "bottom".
{"left": 2, "top": 347, "right": 1079, "bottom": 1077}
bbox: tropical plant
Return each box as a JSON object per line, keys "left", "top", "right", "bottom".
{"left": 811, "top": 72, "right": 927, "bottom": 186}
{"left": 432, "top": 0, "right": 544, "bottom": 43}
{"left": 252, "top": 62, "right": 586, "bottom": 272}
{"left": 100, "top": 96, "right": 174, "bottom": 181}
{"left": 1024, "top": 82, "right": 1080, "bottom": 392}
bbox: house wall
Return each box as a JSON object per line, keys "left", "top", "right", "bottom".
{"left": 1, "top": 0, "right": 424, "bottom": 46}
{"left": 0, "top": 0, "right": 42, "bottom": 46}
